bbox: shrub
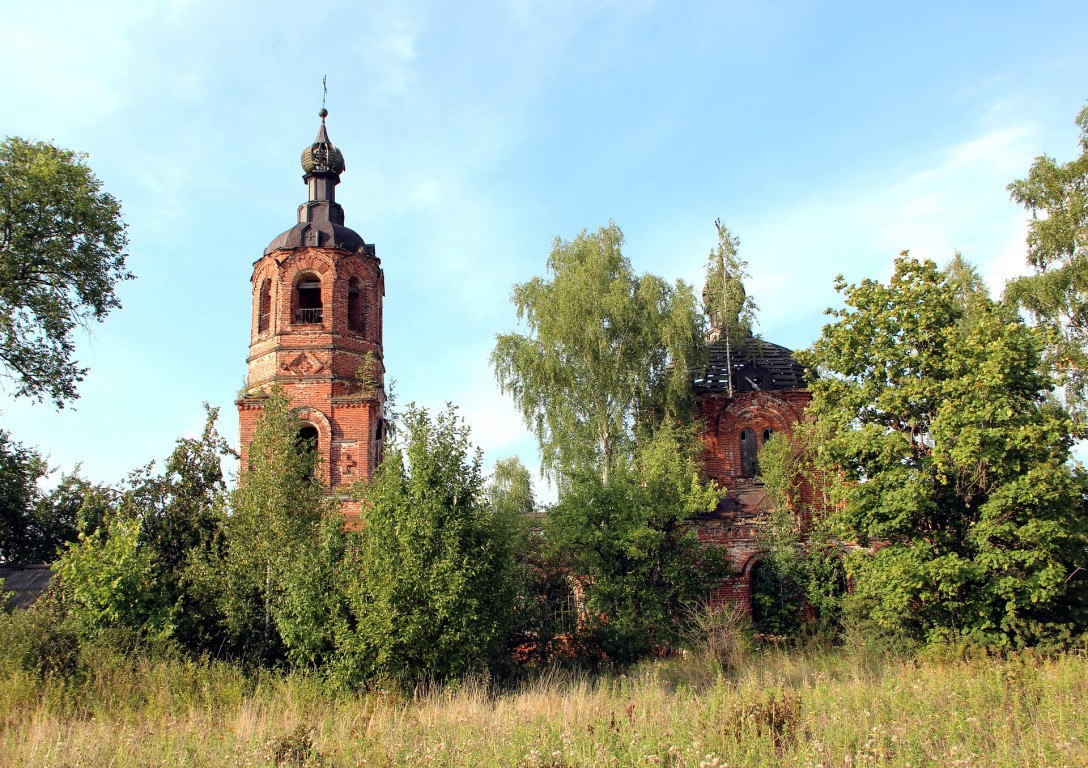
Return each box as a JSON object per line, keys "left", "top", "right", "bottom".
{"left": 0, "top": 590, "right": 83, "bottom": 681}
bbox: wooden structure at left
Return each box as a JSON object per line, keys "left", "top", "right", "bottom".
{"left": 0, "top": 563, "right": 53, "bottom": 610}
{"left": 236, "top": 109, "right": 386, "bottom": 525}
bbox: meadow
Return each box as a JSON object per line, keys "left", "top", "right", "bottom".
{"left": 2, "top": 645, "right": 1086, "bottom": 767}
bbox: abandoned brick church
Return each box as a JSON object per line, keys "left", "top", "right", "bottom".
{"left": 693, "top": 336, "right": 813, "bottom": 612}
{"left": 236, "top": 109, "right": 386, "bottom": 526}
{"left": 236, "top": 112, "right": 813, "bottom": 615}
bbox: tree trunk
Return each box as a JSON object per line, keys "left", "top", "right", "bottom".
{"left": 725, "top": 332, "right": 734, "bottom": 399}
{"left": 264, "top": 560, "right": 272, "bottom": 649}
{"left": 601, "top": 432, "right": 611, "bottom": 486}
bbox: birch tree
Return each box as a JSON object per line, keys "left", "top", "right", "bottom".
{"left": 1005, "top": 103, "right": 1088, "bottom": 425}
{"left": 491, "top": 222, "right": 703, "bottom": 486}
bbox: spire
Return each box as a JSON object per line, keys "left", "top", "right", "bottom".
{"left": 264, "top": 108, "right": 365, "bottom": 255}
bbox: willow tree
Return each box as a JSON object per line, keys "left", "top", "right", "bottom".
{"left": 491, "top": 222, "right": 704, "bottom": 486}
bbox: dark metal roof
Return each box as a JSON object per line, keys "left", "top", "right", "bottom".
{"left": 265, "top": 219, "right": 366, "bottom": 255}
{"left": 693, "top": 336, "right": 807, "bottom": 394}
{"left": 0, "top": 563, "right": 53, "bottom": 610}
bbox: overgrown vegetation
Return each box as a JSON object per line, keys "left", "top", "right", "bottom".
{"left": 548, "top": 425, "right": 727, "bottom": 662}
{"left": 491, "top": 221, "right": 729, "bottom": 665}
{"left": 794, "top": 255, "right": 1088, "bottom": 648}
{"left": 0, "top": 638, "right": 1085, "bottom": 767}
{"left": 334, "top": 403, "right": 521, "bottom": 686}
{"left": 8, "top": 395, "right": 543, "bottom": 689}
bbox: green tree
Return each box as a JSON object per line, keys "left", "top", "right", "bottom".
{"left": 751, "top": 431, "right": 809, "bottom": 637}
{"left": 486, "top": 457, "right": 588, "bottom": 667}
{"left": 54, "top": 511, "right": 172, "bottom": 643}
{"left": 754, "top": 430, "right": 845, "bottom": 638}
{"left": 0, "top": 137, "right": 131, "bottom": 407}
{"left": 547, "top": 425, "right": 727, "bottom": 661}
{"left": 334, "top": 404, "right": 518, "bottom": 686}
{"left": 702, "top": 219, "right": 758, "bottom": 398}
{"left": 217, "top": 389, "right": 336, "bottom": 665}
{"left": 0, "top": 430, "right": 46, "bottom": 561}
{"left": 1, "top": 434, "right": 117, "bottom": 564}
{"left": 50, "top": 408, "right": 235, "bottom": 648}
{"left": 491, "top": 222, "right": 704, "bottom": 486}
{"left": 20, "top": 470, "right": 103, "bottom": 563}
{"left": 487, "top": 456, "right": 535, "bottom": 518}
{"left": 798, "top": 254, "right": 1088, "bottom": 647}
{"left": 135, "top": 409, "right": 232, "bottom": 582}
{"left": 132, "top": 407, "right": 234, "bottom": 651}
{"left": 1005, "top": 103, "right": 1088, "bottom": 422}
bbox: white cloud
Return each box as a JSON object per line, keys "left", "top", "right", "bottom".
{"left": 737, "top": 115, "right": 1044, "bottom": 347}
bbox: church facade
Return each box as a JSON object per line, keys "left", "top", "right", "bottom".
{"left": 235, "top": 112, "right": 814, "bottom": 615}
{"left": 692, "top": 336, "right": 814, "bottom": 613}
{"left": 236, "top": 110, "right": 386, "bottom": 524}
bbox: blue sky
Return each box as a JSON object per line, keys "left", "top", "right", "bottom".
{"left": 2, "top": 0, "right": 1087, "bottom": 501}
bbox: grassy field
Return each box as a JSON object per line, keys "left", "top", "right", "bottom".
{"left": 1, "top": 647, "right": 1086, "bottom": 767}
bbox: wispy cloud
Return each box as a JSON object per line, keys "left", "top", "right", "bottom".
{"left": 730, "top": 115, "right": 1044, "bottom": 348}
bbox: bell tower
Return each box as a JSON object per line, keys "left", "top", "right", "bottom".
{"left": 237, "top": 109, "right": 385, "bottom": 521}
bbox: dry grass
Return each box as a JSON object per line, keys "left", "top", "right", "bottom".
{"left": 1, "top": 647, "right": 1086, "bottom": 767}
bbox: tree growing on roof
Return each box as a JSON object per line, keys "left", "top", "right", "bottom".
{"left": 702, "top": 219, "right": 758, "bottom": 398}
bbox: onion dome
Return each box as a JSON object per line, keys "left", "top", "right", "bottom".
{"left": 300, "top": 108, "right": 346, "bottom": 176}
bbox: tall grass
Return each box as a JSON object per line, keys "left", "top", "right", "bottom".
{"left": 1, "top": 646, "right": 1086, "bottom": 766}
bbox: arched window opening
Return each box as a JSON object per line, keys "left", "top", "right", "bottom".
{"left": 740, "top": 428, "right": 758, "bottom": 478}
{"left": 296, "top": 425, "right": 319, "bottom": 453}
{"left": 295, "top": 274, "right": 322, "bottom": 324}
{"left": 257, "top": 278, "right": 272, "bottom": 333}
{"left": 296, "top": 424, "right": 319, "bottom": 480}
{"left": 347, "top": 277, "right": 364, "bottom": 333}
{"left": 762, "top": 427, "right": 775, "bottom": 444}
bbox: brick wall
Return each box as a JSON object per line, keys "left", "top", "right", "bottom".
{"left": 237, "top": 245, "right": 385, "bottom": 526}
{"left": 694, "top": 388, "right": 814, "bottom": 614}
